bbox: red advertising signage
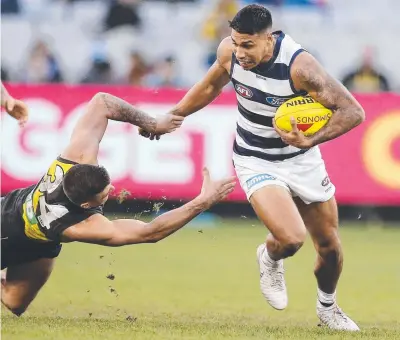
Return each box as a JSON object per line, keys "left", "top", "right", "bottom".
{"left": 1, "top": 85, "right": 399, "bottom": 205}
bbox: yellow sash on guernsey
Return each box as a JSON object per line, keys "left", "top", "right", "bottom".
{"left": 22, "top": 158, "right": 75, "bottom": 241}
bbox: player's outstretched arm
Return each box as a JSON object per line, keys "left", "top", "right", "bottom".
{"left": 61, "top": 92, "right": 184, "bottom": 164}
{"left": 139, "top": 38, "right": 232, "bottom": 140}
{"left": 61, "top": 168, "right": 236, "bottom": 246}
{"left": 1, "top": 82, "right": 29, "bottom": 127}
{"left": 290, "top": 52, "right": 365, "bottom": 147}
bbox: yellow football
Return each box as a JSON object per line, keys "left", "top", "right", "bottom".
{"left": 274, "top": 96, "right": 333, "bottom": 136}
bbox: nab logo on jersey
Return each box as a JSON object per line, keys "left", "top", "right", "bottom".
{"left": 235, "top": 84, "right": 253, "bottom": 99}
{"left": 266, "top": 97, "right": 289, "bottom": 107}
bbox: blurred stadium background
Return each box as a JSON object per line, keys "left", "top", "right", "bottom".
{"left": 1, "top": 0, "right": 400, "bottom": 339}
{"left": 1, "top": 0, "right": 399, "bottom": 221}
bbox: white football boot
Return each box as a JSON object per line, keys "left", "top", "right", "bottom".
{"left": 317, "top": 300, "right": 360, "bottom": 331}
{"left": 256, "top": 244, "right": 288, "bottom": 310}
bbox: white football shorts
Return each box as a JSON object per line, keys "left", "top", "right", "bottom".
{"left": 233, "top": 147, "right": 335, "bottom": 204}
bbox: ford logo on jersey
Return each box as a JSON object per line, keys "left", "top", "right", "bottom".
{"left": 246, "top": 174, "right": 276, "bottom": 190}
{"left": 266, "top": 97, "right": 290, "bottom": 107}
{"left": 235, "top": 84, "right": 253, "bottom": 99}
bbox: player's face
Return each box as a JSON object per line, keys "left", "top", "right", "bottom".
{"left": 82, "top": 184, "right": 115, "bottom": 209}
{"left": 231, "top": 30, "right": 274, "bottom": 70}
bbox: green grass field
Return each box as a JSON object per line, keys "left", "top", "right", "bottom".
{"left": 2, "top": 220, "right": 400, "bottom": 340}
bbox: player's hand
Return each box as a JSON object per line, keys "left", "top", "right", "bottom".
{"left": 138, "top": 127, "right": 159, "bottom": 140}
{"left": 197, "top": 167, "right": 236, "bottom": 209}
{"left": 273, "top": 117, "right": 313, "bottom": 149}
{"left": 3, "top": 97, "right": 29, "bottom": 127}
{"left": 139, "top": 114, "right": 184, "bottom": 140}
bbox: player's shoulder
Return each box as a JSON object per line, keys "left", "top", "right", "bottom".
{"left": 290, "top": 51, "right": 322, "bottom": 80}
{"left": 40, "top": 156, "right": 77, "bottom": 193}
{"left": 49, "top": 156, "right": 78, "bottom": 175}
{"left": 216, "top": 37, "right": 234, "bottom": 66}
{"left": 289, "top": 50, "right": 330, "bottom": 93}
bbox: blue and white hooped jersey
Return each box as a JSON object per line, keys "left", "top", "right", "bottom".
{"left": 231, "top": 31, "right": 314, "bottom": 162}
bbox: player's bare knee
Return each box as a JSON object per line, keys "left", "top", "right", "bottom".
{"left": 282, "top": 240, "right": 304, "bottom": 257}
{"left": 280, "top": 228, "right": 306, "bottom": 257}
{"left": 317, "top": 237, "right": 342, "bottom": 263}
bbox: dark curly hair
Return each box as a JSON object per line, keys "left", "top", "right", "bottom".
{"left": 63, "top": 164, "right": 110, "bottom": 205}
{"left": 229, "top": 5, "right": 273, "bottom": 35}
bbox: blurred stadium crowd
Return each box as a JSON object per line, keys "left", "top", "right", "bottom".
{"left": 1, "top": 0, "right": 399, "bottom": 93}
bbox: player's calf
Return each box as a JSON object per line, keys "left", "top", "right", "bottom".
{"left": 1, "top": 258, "right": 55, "bottom": 317}
{"left": 314, "top": 233, "right": 343, "bottom": 294}
{"left": 1, "top": 280, "right": 29, "bottom": 316}
{"left": 312, "top": 230, "right": 357, "bottom": 331}
{"left": 250, "top": 186, "right": 308, "bottom": 310}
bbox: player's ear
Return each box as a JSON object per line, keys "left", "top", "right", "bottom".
{"left": 261, "top": 31, "right": 272, "bottom": 44}
{"left": 81, "top": 202, "right": 90, "bottom": 209}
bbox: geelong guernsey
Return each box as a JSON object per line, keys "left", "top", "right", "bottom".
{"left": 231, "top": 31, "right": 314, "bottom": 162}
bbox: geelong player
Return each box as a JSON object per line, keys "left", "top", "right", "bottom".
{"left": 140, "top": 5, "right": 365, "bottom": 330}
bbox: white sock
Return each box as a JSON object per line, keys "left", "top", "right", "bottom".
{"left": 262, "top": 248, "right": 277, "bottom": 266}
{"left": 318, "top": 288, "right": 336, "bottom": 306}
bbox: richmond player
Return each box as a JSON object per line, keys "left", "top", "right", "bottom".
{"left": 1, "top": 92, "right": 236, "bottom": 316}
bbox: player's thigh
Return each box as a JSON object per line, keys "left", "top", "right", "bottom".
{"left": 294, "top": 196, "right": 339, "bottom": 247}
{"left": 286, "top": 149, "right": 335, "bottom": 205}
{"left": 2, "top": 258, "right": 55, "bottom": 313}
{"left": 250, "top": 185, "right": 307, "bottom": 243}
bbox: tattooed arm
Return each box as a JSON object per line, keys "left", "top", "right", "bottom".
{"left": 290, "top": 52, "right": 365, "bottom": 147}
{"left": 61, "top": 92, "right": 183, "bottom": 164}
